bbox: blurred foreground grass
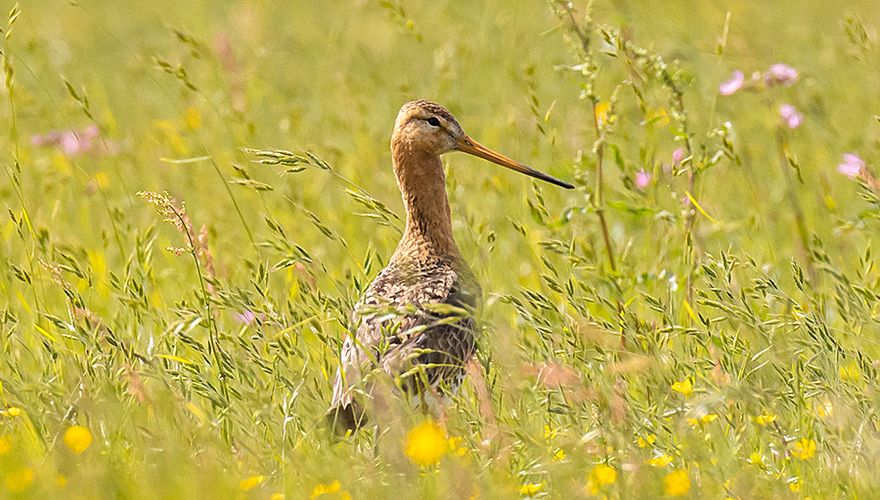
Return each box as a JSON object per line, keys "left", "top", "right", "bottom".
{"left": 2, "top": 0, "right": 880, "bottom": 498}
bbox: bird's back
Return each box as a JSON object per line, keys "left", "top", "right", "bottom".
{"left": 329, "top": 253, "right": 480, "bottom": 428}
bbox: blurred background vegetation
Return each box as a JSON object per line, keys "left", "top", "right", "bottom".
{"left": 1, "top": 0, "right": 880, "bottom": 498}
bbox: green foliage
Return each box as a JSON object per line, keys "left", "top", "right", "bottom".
{"left": 1, "top": 0, "right": 880, "bottom": 498}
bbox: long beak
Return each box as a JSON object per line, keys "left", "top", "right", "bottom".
{"left": 455, "top": 136, "right": 574, "bottom": 189}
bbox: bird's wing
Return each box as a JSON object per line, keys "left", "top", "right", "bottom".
{"left": 330, "top": 259, "right": 479, "bottom": 409}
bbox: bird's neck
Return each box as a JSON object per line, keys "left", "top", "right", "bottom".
{"left": 391, "top": 143, "right": 460, "bottom": 260}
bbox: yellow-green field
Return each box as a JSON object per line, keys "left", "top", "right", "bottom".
{"left": 2, "top": 0, "right": 880, "bottom": 498}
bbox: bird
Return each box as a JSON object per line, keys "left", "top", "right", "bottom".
{"left": 328, "top": 100, "right": 573, "bottom": 431}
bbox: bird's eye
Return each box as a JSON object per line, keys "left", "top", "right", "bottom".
{"left": 427, "top": 117, "right": 441, "bottom": 127}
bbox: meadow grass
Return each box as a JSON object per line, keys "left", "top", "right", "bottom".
{"left": 2, "top": 0, "right": 880, "bottom": 497}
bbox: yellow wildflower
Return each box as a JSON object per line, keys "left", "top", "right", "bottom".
{"left": 586, "top": 464, "right": 617, "bottom": 494}
{"left": 404, "top": 420, "right": 448, "bottom": 467}
{"left": 311, "top": 479, "right": 351, "bottom": 499}
{"left": 646, "top": 107, "right": 670, "bottom": 126}
{"left": 753, "top": 413, "right": 777, "bottom": 426}
{"left": 749, "top": 451, "right": 764, "bottom": 466}
{"left": 56, "top": 474, "right": 68, "bottom": 488}
{"left": 519, "top": 482, "right": 544, "bottom": 496}
{"left": 791, "top": 438, "right": 816, "bottom": 460}
{"left": 448, "top": 436, "right": 468, "bottom": 456}
{"left": 648, "top": 454, "right": 673, "bottom": 467}
{"left": 789, "top": 480, "right": 801, "bottom": 493}
{"left": 637, "top": 433, "right": 656, "bottom": 448}
{"left": 153, "top": 120, "right": 189, "bottom": 155}
{"left": 0, "top": 436, "right": 10, "bottom": 455}
{"left": 816, "top": 401, "right": 833, "bottom": 418}
{"left": 664, "top": 470, "right": 691, "bottom": 497}
{"left": 553, "top": 448, "right": 566, "bottom": 461}
{"left": 3, "top": 467, "right": 34, "bottom": 493}
{"left": 688, "top": 413, "right": 718, "bottom": 428}
{"left": 94, "top": 171, "right": 110, "bottom": 189}
{"left": 63, "top": 425, "right": 93, "bottom": 454}
{"left": 269, "top": 494, "right": 285, "bottom": 500}
{"left": 543, "top": 425, "right": 557, "bottom": 440}
{"left": 839, "top": 361, "right": 860, "bottom": 381}
{"left": 2, "top": 406, "right": 22, "bottom": 417}
{"left": 592, "top": 464, "right": 617, "bottom": 485}
{"left": 594, "top": 101, "right": 611, "bottom": 128}
{"left": 239, "top": 475, "right": 266, "bottom": 492}
{"left": 671, "top": 378, "right": 693, "bottom": 398}
{"left": 184, "top": 106, "right": 202, "bottom": 130}
{"left": 823, "top": 194, "right": 837, "bottom": 210}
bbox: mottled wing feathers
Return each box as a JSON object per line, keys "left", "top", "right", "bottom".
{"left": 329, "top": 256, "right": 479, "bottom": 422}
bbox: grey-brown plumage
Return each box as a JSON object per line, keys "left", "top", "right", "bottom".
{"left": 329, "top": 100, "right": 573, "bottom": 431}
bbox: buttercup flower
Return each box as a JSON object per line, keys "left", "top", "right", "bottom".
{"left": 3, "top": 467, "right": 34, "bottom": 493}
{"left": 591, "top": 464, "right": 617, "bottom": 485}
{"left": 753, "top": 413, "right": 777, "bottom": 426}
{"left": 240, "top": 475, "right": 266, "bottom": 492}
{"left": 2, "top": 406, "right": 22, "bottom": 417}
{"left": 792, "top": 438, "right": 816, "bottom": 460}
{"left": 404, "top": 420, "right": 448, "bottom": 466}
{"left": 595, "top": 101, "right": 612, "bottom": 127}
{"left": 839, "top": 361, "right": 860, "bottom": 381}
{"left": 586, "top": 464, "right": 617, "bottom": 494}
{"left": 664, "top": 470, "right": 691, "bottom": 496}
{"left": 63, "top": 425, "right": 93, "bottom": 454}
{"left": 671, "top": 378, "right": 693, "bottom": 398}
{"left": 519, "top": 482, "right": 544, "bottom": 496}
{"left": 448, "top": 436, "right": 468, "bottom": 456}
{"left": 648, "top": 454, "right": 673, "bottom": 467}
{"left": 310, "top": 480, "right": 351, "bottom": 499}
{"left": 749, "top": 450, "right": 764, "bottom": 466}
{"left": 687, "top": 413, "right": 718, "bottom": 428}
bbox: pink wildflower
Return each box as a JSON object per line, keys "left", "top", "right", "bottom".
{"left": 779, "top": 104, "right": 803, "bottom": 129}
{"left": 672, "top": 148, "right": 685, "bottom": 166}
{"left": 719, "top": 71, "right": 745, "bottom": 96}
{"left": 837, "top": 153, "right": 864, "bottom": 178}
{"left": 765, "top": 63, "right": 799, "bottom": 86}
{"left": 234, "top": 310, "right": 258, "bottom": 326}
{"left": 635, "top": 170, "right": 652, "bottom": 189}
{"left": 31, "top": 125, "right": 100, "bottom": 156}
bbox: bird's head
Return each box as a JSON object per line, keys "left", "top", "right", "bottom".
{"left": 391, "top": 100, "right": 574, "bottom": 189}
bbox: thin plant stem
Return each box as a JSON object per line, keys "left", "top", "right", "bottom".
{"left": 776, "top": 128, "right": 816, "bottom": 282}
{"left": 556, "top": 1, "right": 617, "bottom": 273}
{"left": 167, "top": 203, "right": 233, "bottom": 443}
{"left": 590, "top": 100, "right": 617, "bottom": 273}
{"left": 3, "top": 29, "right": 47, "bottom": 318}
